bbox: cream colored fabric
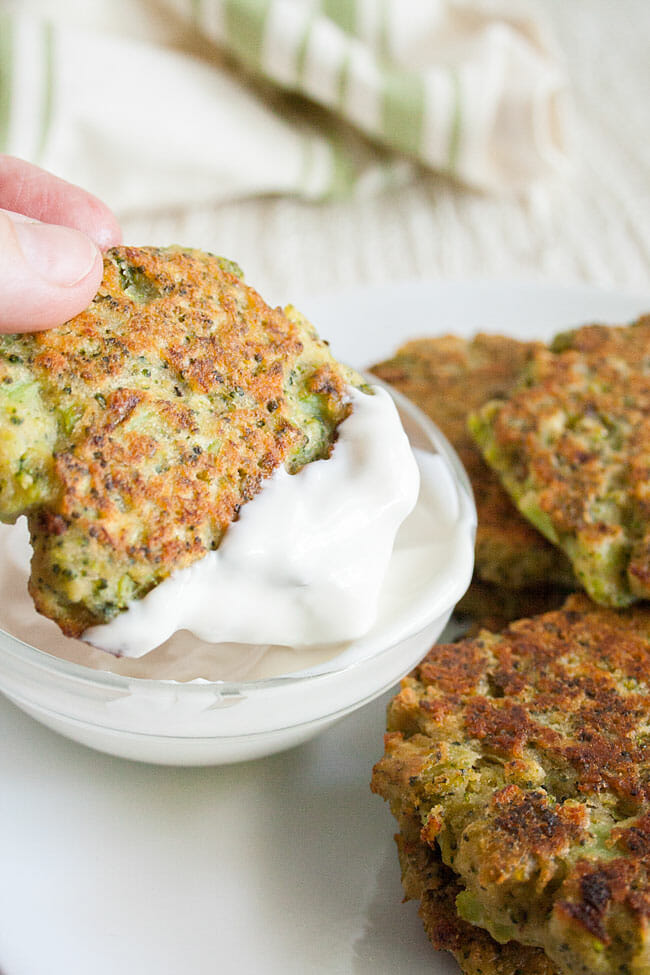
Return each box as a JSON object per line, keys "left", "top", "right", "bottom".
{"left": 0, "top": 0, "right": 569, "bottom": 213}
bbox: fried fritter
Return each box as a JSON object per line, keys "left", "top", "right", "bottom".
{"left": 470, "top": 316, "right": 650, "bottom": 607}
{"left": 396, "top": 830, "right": 559, "bottom": 975}
{"left": 370, "top": 334, "right": 574, "bottom": 594}
{"left": 392, "top": 771, "right": 558, "bottom": 973}
{"left": 0, "top": 246, "right": 364, "bottom": 636}
{"left": 372, "top": 593, "right": 650, "bottom": 975}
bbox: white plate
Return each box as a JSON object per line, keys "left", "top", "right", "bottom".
{"left": 1, "top": 281, "right": 649, "bottom": 975}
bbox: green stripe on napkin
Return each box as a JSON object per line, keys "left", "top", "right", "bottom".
{"left": 0, "top": 13, "right": 13, "bottom": 152}
{"left": 322, "top": 0, "right": 356, "bottom": 36}
{"left": 447, "top": 70, "right": 462, "bottom": 175}
{"left": 37, "top": 21, "right": 54, "bottom": 161}
{"left": 377, "top": 0, "right": 390, "bottom": 61}
{"left": 381, "top": 66, "right": 425, "bottom": 158}
{"left": 224, "top": 0, "right": 270, "bottom": 68}
{"left": 295, "top": 13, "right": 316, "bottom": 84}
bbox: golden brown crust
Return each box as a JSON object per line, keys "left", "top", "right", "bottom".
{"left": 436, "top": 594, "right": 650, "bottom": 804}
{"left": 471, "top": 316, "right": 650, "bottom": 606}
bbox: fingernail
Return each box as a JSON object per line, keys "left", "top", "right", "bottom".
{"left": 14, "top": 221, "right": 99, "bottom": 287}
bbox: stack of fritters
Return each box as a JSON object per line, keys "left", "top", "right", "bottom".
{"left": 0, "top": 246, "right": 364, "bottom": 637}
{"left": 372, "top": 593, "right": 650, "bottom": 975}
{"left": 371, "top": 334, "right": 574, "bottom": 630}
{"left": 373, "top": 316, "right": 650, "bottom": 973}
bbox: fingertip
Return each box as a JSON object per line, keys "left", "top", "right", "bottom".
{"left": 95, "top": 220, "right": 123, "bottom": 251}
{"left": 63, "top": 243, "right": 104, "bottom": 314}
{"left": 0, "top": 155, "right": 123, "bottom": 251}
{"left": 73, "top": 190, "right": 123, "bottom": 251}
{"left": 0, "top": 213, "right": 104, "bottom": 333}
{"left": 15, "top": 221, "right": 101, "bottom": 288}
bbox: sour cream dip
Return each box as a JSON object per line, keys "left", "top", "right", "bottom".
{"left": 85, "top": 385, "right": 419, "bottom": 656}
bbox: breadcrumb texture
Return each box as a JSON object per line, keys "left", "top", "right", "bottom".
{"left": 396, "top": 829, "right": 559, "bottom": 975}
{"left": 0, "top": 246, "right": 363, "bottom": 636}
{"left": 372, "top": 593, "right": 650, "bottom": 975}
{"left": 371, "top": 334, "right": 574, "bottom": 596}
{"left": 470, "top": 317, "right": 650, "bottom": 607}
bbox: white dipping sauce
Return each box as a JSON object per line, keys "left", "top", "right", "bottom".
{"left": 86, "top": 385, "right": 419, "bottom": 656}
{"left": 0, "top": 435, "right": 474, "bottom": 683}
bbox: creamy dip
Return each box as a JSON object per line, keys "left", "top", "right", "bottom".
{"left": 84, "top": 385, "right": 419, "bottom": 655}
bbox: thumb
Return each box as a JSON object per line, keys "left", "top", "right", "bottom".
{"left": 0, "top": 209, "right": 103, "bottom": 333}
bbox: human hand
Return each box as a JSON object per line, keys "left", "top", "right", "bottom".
{"left": 0, "top": 156, "right": 122, "bottom": 333}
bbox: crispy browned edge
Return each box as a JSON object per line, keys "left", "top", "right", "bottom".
{"left": 374, "top": 727, "right": 559, "bottom": 975}
{"left": 397, "top": 828, "right": 559, "bottom": 975}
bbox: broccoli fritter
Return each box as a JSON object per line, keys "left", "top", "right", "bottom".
{"left": 470, "top": 316, "right": 650, "bottom": 607}
{"left": 391, "top": 761, "right": 558, "bottom": 974}
{"left": 0, "top": 246, "right": 364, "bottom": 637}
{"left": 396, "top": 829, "right": 559, "bottom": 975}
{"left": 372, "top": 594, "right": 650, "bottom": 975}
{"left": 371, "top": 334, "right": 575, "bottom": 594}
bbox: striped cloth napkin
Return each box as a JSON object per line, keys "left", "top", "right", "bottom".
{"left": 0, "top": 0, "right": 570, "bottom": 213}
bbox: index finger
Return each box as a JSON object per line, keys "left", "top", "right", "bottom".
{"left": 0, "top": 155, "right": 122, "bottom": 250}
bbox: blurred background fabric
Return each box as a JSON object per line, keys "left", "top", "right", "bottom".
{"left": 0, "top": 0, "right": 648, "bottom": 303}
{"left": 0, "top": 0, "right": 569, "bottom": 211}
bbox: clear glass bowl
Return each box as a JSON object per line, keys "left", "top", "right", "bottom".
{"left": 0, "top": 388, "right": 476, "bottom": 765}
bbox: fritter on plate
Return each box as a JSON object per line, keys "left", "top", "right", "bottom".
{"left": 0, "top": 246, "right": 364, "bottom": 636}
{"left": 470, "top": 317, "right": 650, "bottom": 607}
{"left": 372, "top": 593, "right": 650, "bottom": 975}
{"left": 370, "top": 334, "right": 575, "bottom": 623}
